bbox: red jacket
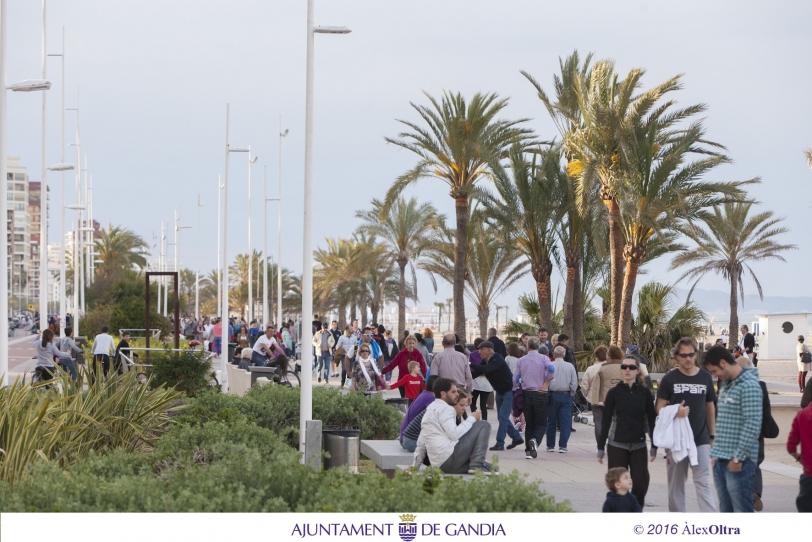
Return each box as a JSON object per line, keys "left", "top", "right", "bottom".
{"left": 381, "top": 349, "right": 427, "bottom": 380}
{"left": 787, "top": 403, "right": 812, "bottom": 477}
{"left": 389, "top": 373, "right": 426, "bottom": 400}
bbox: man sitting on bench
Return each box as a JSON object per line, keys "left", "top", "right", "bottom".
{"left": 412, "top": 377, "right": 492, "bottom": 474}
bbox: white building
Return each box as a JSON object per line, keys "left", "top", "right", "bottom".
{"left": 753, "top": 312, "right": 811, "bottom": 360}
{"left": 6, "top": 157, "right": 31, "bottom": 312}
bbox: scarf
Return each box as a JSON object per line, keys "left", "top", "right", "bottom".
{"left": 357, "top": 356, "right": 381, "bottom": 386}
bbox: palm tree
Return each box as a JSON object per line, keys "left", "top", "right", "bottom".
{"left": 383, "top": 91, "right": 536, "bottom": 337}
{"left": 670, "top": 202, "right": 796, "bottom": 347}
{"left": 422, "top": 210, "right": 528, "bottom": 338}
{"left": 477, "top": 144, "right": 559, "bottom": 332}
{"left": 356, "top": 197, "right": 442, "bottom": 338}
{"left": 314, "top": 237, "right": 357, "bottom": 327}
{"left": 805, "top": 148, "right": 812, "bottom": 168}
{"left": 94, "top": 225, "right": 149, "bottom": 279}
{"left": 631, "top": 282, "right": 705, "bottom": 373}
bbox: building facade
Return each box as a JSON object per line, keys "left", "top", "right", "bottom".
{"left": 6, "top": 157, "right": 31, "bottom": 313}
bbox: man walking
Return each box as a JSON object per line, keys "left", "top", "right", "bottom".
{"left": 470, "top": 341, "right": 523, "bottom": 451}
{"left": 432, "top": 333, "right": 473, "bottom": 392}
{"left": 546, "top": 346, "right": 578, "bottom": 453}
{"left": 90, "top": 326, "right": 116, "bottom": 381}
{"left": 702, "top": 345, "right": 762, "bottom": 513}
{"left": 514, "top": 337, "right": 555, "bottom": 458}
{"left": 312, "top": 322, "right": 335, "bottom": 384}
{"left": 739, "top": 325, "right": 757, "bottom": 366}
{"left": 656, "top": 337, "right": 717, "bottom": 512}
{"left": 555, "top": 334, "right": 578, "bottom": 379}
{"left": 487, "top": 328, "right": 507, "bottom": 357}
{"left": 582, "top": 345, "right": 608, "bottom": 444}
{"left": 413, "top": 378, "right": 492, "bottom": 474}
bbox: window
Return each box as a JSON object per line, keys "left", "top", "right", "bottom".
{"left": 14, "top": 183, "right": 24, "bottom": 192}
{"left": 782, "top": 321, "right": 794, "bottom": 333}
{"left": 14, "top": 203, "right": 25, "bottom": 211}
{"left": 13, "top": 173, "right": 25, "bottom": 181}
{"left": 6, "top": 173, "right": 11, "bottom": 180}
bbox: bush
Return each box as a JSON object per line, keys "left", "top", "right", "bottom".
{"left": 148, "top": 349, "right": 215, "bottom": 397}
{"left": 109, "top": 296, "right": 170, "bottom": 338}
{"left": 178, "top": 386, "right": 403, "bottom": 448}
{"left": 0, "top": 419, "right": 569, "bottom": 513}
{"left": 77, "top": 304, "right": 113, "bottom": 338}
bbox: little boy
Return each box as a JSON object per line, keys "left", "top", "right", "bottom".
{"left": 387, "top": 361, "right": 426, "bottom": 403}
{"left": 788, "top": 400, "right": 812, "bottom": 512}
{"left": 602, "top": 467, "right": 642, "bottom": 512}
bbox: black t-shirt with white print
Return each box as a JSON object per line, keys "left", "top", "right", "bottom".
{"left": 656, "top": 367, "right": 717, "bottom": 446}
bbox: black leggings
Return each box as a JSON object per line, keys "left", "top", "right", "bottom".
{"left": 607, "top": 444, "right": 650, "bottom": 507}
{"left": 470, "top": 390, "right": 490, "bottom": 420}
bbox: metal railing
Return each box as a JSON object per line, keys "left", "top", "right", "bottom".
{"left": 118, "top": 328, "right": 163, "bottom": 340}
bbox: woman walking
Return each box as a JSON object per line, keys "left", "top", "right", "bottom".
{"left": 469, "top": 337, "right": 493, "bottom": 421}
{"left": 352, "top": 344, "right": 383, "bottom": 393}
{"left": 597, "top": 355, "right": 657, "bottom": 507}
{"left": 421, "top": 328, "right": 435, "bottom": 358}
{"left": 797, "top": 335, "right": 811, "bottom": 392}
{"left": 381, "top": 335, "right": 427, "bottom": 398}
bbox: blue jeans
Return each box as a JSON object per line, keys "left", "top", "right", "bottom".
{"left": 545, "top": 393, "right": 572, "bottom": 449}
{"left": 317, "top": 352, "right": 331, "bottom": 381}
{"left": 713, "top": 458, "right": 756, "bottom": 512}
{"left": 798, "top": 474, "right": 812, "bottom": 512}
{"left": 494, "top": 389, "right": 522, "bottom": 447}
{"left": 401, "top": 436, "right": 417, "bottom": 452}
{"left": 59, "top": 359, "right": 77, "bottom": 381}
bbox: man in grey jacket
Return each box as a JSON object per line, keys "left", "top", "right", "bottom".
{"left": 56, "top": 327, "right": 82, "bottom": 380}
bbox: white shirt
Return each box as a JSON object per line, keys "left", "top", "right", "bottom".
{"left": 91, "top": 333, "right": 116, "bottom": 356}
{"left": 413, "top": 398, "right": 475, "bottom": 468}
{"left": 253, "top": 334, "right": 280, "bottom": 355}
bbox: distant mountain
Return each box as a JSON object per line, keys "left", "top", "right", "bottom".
{"left": 672, "top": 287, "right": 812, "bottom": 322}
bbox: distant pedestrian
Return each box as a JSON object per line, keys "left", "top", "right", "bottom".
{"left": 55, "top": 327, "right": 82, "bottom": 381}
{"left": 469, "top": 338, "right": 493, "bottom": 421}
{"left": 602, "top": 467, "right": 642, "bottom": 513}
{"left": 582, "top": 345, "right": 608, "bottom": 444}
{"left": 470, "top": 340, "right": 523, "bottom": 452}
{"left": 90, "top": 326, "right": 116, "bottom": 380}
{"left": 431, "top": 333, "right": 473, "bottom": 393}
{"left": 796, "top": 335, "right": 811, "bottom": 393}
{"left": 487, "top": 327, "right": 506, "bottom": 358}
{"left": 421, "top": 328, "right": 435, "bottom": 356}
{"left": 546, "top": 345, "right": 578, "bottom": 453}
{"left": 514, "top": 337, "right": 555, "bottom": 459}
{"left": 702, "top": 345, "right": 762, "bottom": 513}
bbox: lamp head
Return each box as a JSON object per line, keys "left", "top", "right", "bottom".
{"left": 9, "top": 79, "right": 52, "bottom": 92}
{"left": 281, "top": 129, "right": 289, "bottom": 137}
{"left": 48, "top": 163, "right": 75, "bottom": 172}
{"left": 250, "top": 156, "right": 258, "bottom": 164}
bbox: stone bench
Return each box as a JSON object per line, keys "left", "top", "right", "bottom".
{"left": 397, "top": 464, "right": 476, "bottom": 480}
{"left": 360, "top": 439, "right": 414, "bottom": 472}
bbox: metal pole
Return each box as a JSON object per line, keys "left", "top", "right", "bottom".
{"left": 38, "top": 0, "right": 48, "bottom": 327}
{"left": 247, "top": 147, "right": 253, "bottom": 323}
{"left": 216, "top": 174, "right": 222, "bottom": 317}
{"left": 262, "top": 165, "right": 268, "bottom": 326}
{"left": 80, "top": 153, "right": 86, "bottom": 313}
{"left": 0, "top": 0, "right": 9, "bottom": 385}
{"left": 58, "top": 28, "right": 65, "bottom": 334}
{"left": 300, "top": 0, "right": 316, "bottom": 458}
{"left": 278, "top": 117, "right": 285, "bottom": 328}
{"left": 220, "top": 104, "right": 230, "bottom": 393}
{"left": 72, "top": 94, "right": 80, "bottom": 334}
{"left": 195, "top": 194, "right": 201, "bottom": 320}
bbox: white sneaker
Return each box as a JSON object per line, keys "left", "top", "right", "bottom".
{"left": 525, "top": 453, "right": 534, "bottom": 459}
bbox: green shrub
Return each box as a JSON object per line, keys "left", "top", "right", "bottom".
{"left": 109, "top": 296, "right": 170, "bottom": 338}
{"left": 77, "top": 304, "right": 113, "bottom": 338}
{"left": 179, "top": 386, "right": 402, "bottom": 448}
{"left": 0, "top": 420, "right": 569, "bottom": 513}
{"left": 148, "top": 349, "right": 215, "bottom": 397}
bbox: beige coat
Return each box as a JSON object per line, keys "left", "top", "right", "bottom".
{"left": 595, "top": 358, "right": 623, "bottom": 405}
{"left": 581, "top": 361, "right": 606, "bottom": 405}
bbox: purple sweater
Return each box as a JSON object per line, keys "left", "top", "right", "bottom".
{"left": 399, "top": 390, "right": 435, "bottom": 439}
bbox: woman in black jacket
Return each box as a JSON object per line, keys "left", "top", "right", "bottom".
{"left": 597, "top": 355, "right": 657, "bottom": 507}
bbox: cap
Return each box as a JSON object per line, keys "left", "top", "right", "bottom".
{"left": 478, "top": 341, "right": 494, "bottom": 350}
{"left": 322, "top": 322, "right": 329, "bottom": 328}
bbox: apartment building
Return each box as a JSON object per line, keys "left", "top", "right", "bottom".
{"left": 6, "top": 158, "right": 31, "bottom": 311}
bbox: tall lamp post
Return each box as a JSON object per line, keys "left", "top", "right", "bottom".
{"left": 216, "top": 175, "right": 223, "bottom": 318}
{"left": 300, "top": 0, "right": 351, "bottom": 459}
{"left": 264, "top": 167, "right": 279, "bottom": 326}
{"left": 277, "top": 120, "right": 288, "bottom": 327}
{"left": 48, "top": 159, "right": 74, "bottom": 333}
{"left": 1, "top": 51, "right": 50, "bottom": 384}
{"left": 221, "top": 103, "right": 249, "bottom": 392}
{"left": 247, "top": 148, "right": 257, "bottom": 323}
{"left": 195, "top": 194, "right": 202, "bottom": 320}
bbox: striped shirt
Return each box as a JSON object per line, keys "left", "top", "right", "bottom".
{"left": 711, "top": 367, "right": 762, "bottom": 462}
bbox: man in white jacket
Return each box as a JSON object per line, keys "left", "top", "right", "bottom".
{"left": 656, "top": 337, "right": 717, "bottom": 512}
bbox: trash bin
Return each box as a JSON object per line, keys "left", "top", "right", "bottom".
{"left": 322, "top": 429, "right": 360, "bottom": 473}
{"left": 227, "top": 342, "right": 237, "bottom": 362}
{"left": 385, "top": 397, "right": 410, "bottom": 415}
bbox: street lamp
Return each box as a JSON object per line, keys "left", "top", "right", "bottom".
{"left": 263, "top": 162, "right": 280, "bottom": 327}
{"left": 65, "top": 204, "right": 84, "bottom": 323}
{"left": 277, "top": 121, "right": 288, "bottom": 328}
{"left": 300, "top": 0, "right": 351, "bottom": 460}
{"left": 247, "top": 149, "right": 257, "bottom": 323}
{"left": 47, "top": 26, "right": 66, "bottom": 334}
{"left": 221, "top": 102, "right": 249, "bottom": 392}
{"left": 195, "top": 194, "right": 202, "bottom": 320}
{"left": 216, "top": 175, "right": 223, "bottom": 317}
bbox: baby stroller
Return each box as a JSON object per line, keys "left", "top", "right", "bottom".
{"left": 572, "top": 388, "right": 589, "bottom": 425}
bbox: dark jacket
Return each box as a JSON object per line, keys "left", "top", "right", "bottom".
{"left": 470, "top": 352, "right": 513, "bottom": 394}
{"left": 742, "top": 333, "right": 755, "bottom": 354}
{"left": 598, "top": 381, "right": 657, "bottom": 452}
{"left": 556, "top": 342, "right": 578, "bottom": 378}
{"left": 602, "top": 491, "right": 642, "bottom": 513}
{"left": 802, "top": 384, "right": 812, "bottom": 409}
{"left": 489, "top": 336, "right": 507, "bottom": 358}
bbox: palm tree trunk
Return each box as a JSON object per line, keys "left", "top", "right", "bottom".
{"left": 606, "top": 198, "right": 624, "bottom": 346}
{"left": 729, "top": 271, "right": 739, "bottom": 348}
{"left": 618, "top": 255, "right": 640, "bottom": 349}
{"left": 398, "top": 261, "right": 407, "bottom": 339}
{"left": 453, "top": 196, "right": 469, "bottom": 338}
{"left": 573, "top": 265, "right": 584, "bottom": 351}
{"left": 477, "top": 307, "right": 489, "bottom": 339}
{"left": 337, "top": 303, "right": 347, "bottom": 329}
{"left": 531, "top": 255, "right": 553, "bottom": 331}
{"left": 563, "top": 261, "right": 576, "bottom": 340}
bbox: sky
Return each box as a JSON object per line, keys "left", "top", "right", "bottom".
{"left": 5, "top": 0, "right": 812, "bottom": 320}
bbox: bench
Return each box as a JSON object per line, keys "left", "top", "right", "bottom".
{"left": 226, "top": 363, "right": 252, "bottom": 396}
{"left": 360, "top": 439, "right": 414, "bottom": 472}
{"left": 397, "top": 464, "right": 476, "bottom": 480}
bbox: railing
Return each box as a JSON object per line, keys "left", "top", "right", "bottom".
{"left": 118, "top": 328, "right": 163, "bottom": 340}
{"left": 119, "top": 347, "right": 215, "bottom": 371}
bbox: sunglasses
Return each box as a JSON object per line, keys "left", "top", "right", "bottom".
{"left": 620, "top": 364, "right": 638, "bottom": 371}
{"left": 360, "top": 349, "right": 370, "bottom": 353}
{"left": 676, "top": 352, "right": 696, "bottom": 359}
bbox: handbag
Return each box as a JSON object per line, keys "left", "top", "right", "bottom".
{"left": 801, "top": 349, "right": 812, "bottom": 364}
{"left": 374, "top": 373, "right": 387, "bottom": 391}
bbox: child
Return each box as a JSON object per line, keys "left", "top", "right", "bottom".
{"left": 387, "top": 361, "right": 426, "bottom": 404}
{"left": 788, "top": 400, "right": 812, "bottom": 512}
{"left": 602, "top": 467, "right": 642, "bottom": 512}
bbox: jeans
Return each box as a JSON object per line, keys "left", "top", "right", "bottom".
{"left": 251, "top": 351, "right": 268, "bottom": 366}
{"left": 666, "top": 444, "right": 716, "bottom": 512}
{"left": 798, "top": 474, "right": 812, "bottom": 512}
{"left": 317, "top": 352, "right": 331, "bottom": 381}
{"left": 494, "top": 389, "right": 522, "bottom": 447}
{"left": 713, "top": 458, "right": 756, "bottom": 512}
{"left": 213, "top": 336, "right": 222, "bottom": 354}
{"left": 439, "top": 420, "right": 491, "bottom": 474}
{"left": 522, "top": 390, "right": 548, "bottom": 449}
{"left": 401, "top": 436, "right": 417, "bottom": 453}
{"left": 545, "top": 393, "right": 572, "bottom": 449}
{"left": 59, "top": 359, "right": 77, "bottom": 381}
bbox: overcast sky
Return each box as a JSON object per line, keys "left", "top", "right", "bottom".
{"left": 5, "top": 0, "right": 812, "bottom": 319}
